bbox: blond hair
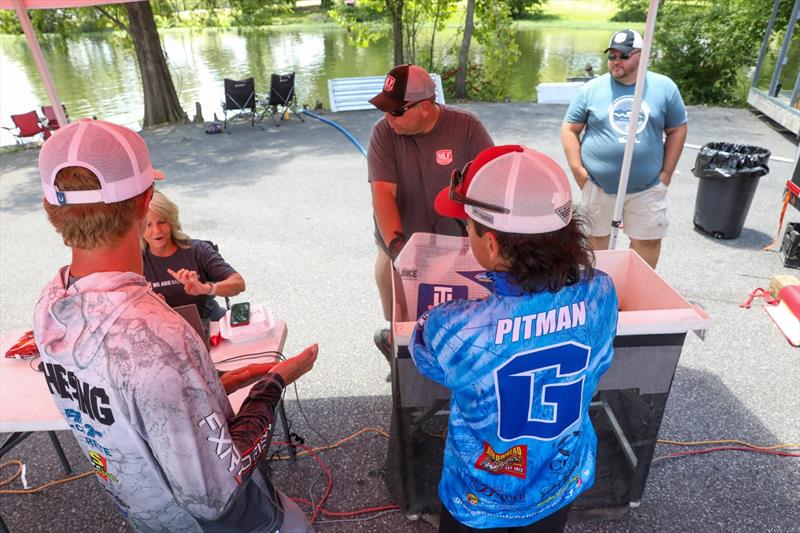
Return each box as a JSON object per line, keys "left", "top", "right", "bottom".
{"left": 43, "top": 166, "right": 146, "bottom": 250}
{"left": 144, "top": 189, "right": 191, "bottom": 250}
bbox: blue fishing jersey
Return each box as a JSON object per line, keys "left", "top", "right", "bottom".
{"left": 411, "top": 270, "right": 618, "bottom": 528}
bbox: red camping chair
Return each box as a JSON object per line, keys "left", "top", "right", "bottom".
{"left": 41, "top": 105, "right": 68, "bottom": 130}
{"left": 2, "top": 111, "right": 51, "bottom": 143}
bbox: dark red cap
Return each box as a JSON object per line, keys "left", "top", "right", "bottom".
{"left": 369, "top": 64, "right": 436, "bottom": 113}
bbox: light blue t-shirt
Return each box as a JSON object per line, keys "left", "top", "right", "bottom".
{"left": 410, "top": 271, "right": 618, "bottom": 529}
{"left": 565, "top": 72, "right": 687, "bottom": 194}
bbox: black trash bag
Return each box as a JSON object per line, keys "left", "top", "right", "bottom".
{"left": 692, "top": 142, "right": 771, "bottom": 179}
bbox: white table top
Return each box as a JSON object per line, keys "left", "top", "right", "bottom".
{"left": 0, "top": 321, "right": 287, "bottom": 434}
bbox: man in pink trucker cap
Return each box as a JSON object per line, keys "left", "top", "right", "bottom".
{"left": 411, "top": 145, "right": 618, "bottom": 532}
{"left": 35, "top": 119, "right": 318, "bottom": 532}
{"left": 368, "top": 64, "right": 493, "bottom": 368}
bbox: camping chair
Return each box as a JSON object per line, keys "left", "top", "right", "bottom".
{"left": 222, "top": 78, "right": 257, "bottom": 128}
{"left": 2, "top": 111, "right": 51, "bottom": 143}
{"left": 258, "top": 72, "right": 304, "bottom": 127}
{"left": 41, "top": 104, "right": 69, "bottom": 130}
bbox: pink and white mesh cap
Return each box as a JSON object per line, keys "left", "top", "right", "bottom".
{"left": 434, "top": 145, "right": 572, "bottom": 234}
{"left": 39, "top": 119, "right": 164, "bottom": 206}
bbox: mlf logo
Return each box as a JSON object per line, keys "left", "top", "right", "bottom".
{"left": 417, "top": 283, "right": 468, "bottom": 317}
{"left": 436, "top": 149, "right": 453, "bottom": 166}
{"left": 384, "top": 75, "right": 396, "bottom": 92}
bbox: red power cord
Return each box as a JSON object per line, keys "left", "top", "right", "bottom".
{"left": 272, "top": 440, "right": 400, "bottom": 525}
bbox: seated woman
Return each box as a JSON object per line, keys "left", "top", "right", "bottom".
{"left": 143, "top": 190, "right": 245, "bottom": 321}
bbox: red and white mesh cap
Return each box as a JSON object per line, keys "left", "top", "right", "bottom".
{"left": 39, "top": 119, "right": 164, "bottom": 206}
{"left": 434, "top": 145, "right": 572, "bottom": 234}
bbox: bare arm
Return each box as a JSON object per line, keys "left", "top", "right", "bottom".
{"left": 220, "top": 343, "right": 318, "bottom": 394}
{"left": 269, "top": 343, "right": 318, "bottom": 385}
{"left": 210, "top": 272, "right": 245, "bottom": 297}
{"left": 659, "top": 123, "right": 688, "bottom": 186}
{"left": 561, "top": 121, "right": 589, "bottom": 189}
{"left": 221, "top": 362, "right": 277, "bottom": 394}
{"left": 371, "top": 181, "right": 404, "bottom": 249}
{"left": 168, "top": 270, "right": 245, "bottom": 298}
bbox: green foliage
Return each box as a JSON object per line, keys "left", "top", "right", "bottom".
{"left": 228, "top": 0, "right": 294, "bottom": 27}
{"left": 328, "top": 0, "right": 458, "bottom": 68}
{"left": 328, "top": 0, "right": 387, "bottom": 48}
{"left": 403, "top": 0, "right": 458, "bottom": 66}
{"left": 506, "top": 0, "right": 547, "bottom": 20}
{"left": 610, "top": 0, "right": 648, "bottom": 22}
{"left": 0, "top": 7, "right": 113, "bottom": 36}
{"left": 469, "top": 0, "right": 519, "bottom": 100}
{"left": 441, "top": 62, "right": 500, "bottom": 101}
{"left": 652, "top": 0, "right": 793, "bottom": 106}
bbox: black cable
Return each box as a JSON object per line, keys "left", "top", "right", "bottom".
{"left": 27, "top": 355, "right": 42, "bottom": 372}
{"left": 291, "top": 382, "right": 330, "bottom": 444}
{"left": 216, "top": 350, "right": 285, "bottom": 365}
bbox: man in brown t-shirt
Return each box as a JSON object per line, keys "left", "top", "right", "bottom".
{"left": 367, "top": 64, "right": 494, "bottom": 361}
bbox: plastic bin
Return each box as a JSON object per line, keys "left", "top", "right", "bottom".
{"left": 385, "top": 235, "right": 710, "bottom": 516}
{"left": 692, "top": 142, "right": 771, "bottom": 239}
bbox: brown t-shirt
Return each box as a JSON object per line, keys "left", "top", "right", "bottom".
{"left": 368, "top": 105, "right": 494, "bottom": 237}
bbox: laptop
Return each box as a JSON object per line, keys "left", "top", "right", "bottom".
{"left": 173, "top": 304, "right": 211, "bottom": 351}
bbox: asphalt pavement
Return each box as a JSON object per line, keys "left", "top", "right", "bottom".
{"left": 1, "top": 102, "right": 798, "bottom": 532}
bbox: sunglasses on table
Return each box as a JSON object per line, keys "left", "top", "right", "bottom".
{"left": 448, "top": 161, "right": 510, "bottom": 214}
{"left": 389, "top": 99, "right": 426, "bottom": 117}
{"left": 607, "top": 50, "right": 641, "bottom": 61}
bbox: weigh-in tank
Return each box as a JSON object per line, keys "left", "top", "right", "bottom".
{"left": 384, "top": 233, "right": 710, "bottom": 517}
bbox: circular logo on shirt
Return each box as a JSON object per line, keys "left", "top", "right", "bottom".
{"left": 608, "top": 95, "right": 650, "bottom": 139}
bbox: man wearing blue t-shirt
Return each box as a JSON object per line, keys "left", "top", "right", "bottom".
{"left": 561, "top": 29, "right": 687, "bottom": 268}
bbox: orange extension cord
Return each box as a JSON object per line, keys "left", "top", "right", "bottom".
{"left": 2, "top": 430, "right": 798, "bottom": 525}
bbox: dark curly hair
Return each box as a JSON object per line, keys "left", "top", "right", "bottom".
{"left": 473, "top": 211, "right": 595, "bottom": 293}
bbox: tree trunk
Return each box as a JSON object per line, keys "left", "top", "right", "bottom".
{"left": 125, "top": 2, "right": 186, "bottom": 127}
{"left": 428, "top": 0, "right": 443, "bottom": 72}
{"left": 455, "top": 0, "right": 476, "bottom": 99}
{"left": 387, "top": 0, "right": 404, "bottom": 65}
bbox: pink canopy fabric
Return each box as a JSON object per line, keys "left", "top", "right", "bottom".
{"left": 1, "top": 0, "right": 143, "bottom": 128}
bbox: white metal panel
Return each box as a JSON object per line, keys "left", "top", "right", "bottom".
{"left": 328, "top": 74, "right": 445, "bottom": 112}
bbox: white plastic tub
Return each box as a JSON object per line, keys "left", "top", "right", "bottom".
{"left": 219, "top": 304, "right": 275, "bottom": 344}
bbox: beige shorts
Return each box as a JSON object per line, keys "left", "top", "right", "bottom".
{"left": 581, "top": 179, "right": 669, "bottom": 240}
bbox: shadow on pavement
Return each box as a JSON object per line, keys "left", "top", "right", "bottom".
{"left": 2, "top": 366, "right": 799, "bottom": 532}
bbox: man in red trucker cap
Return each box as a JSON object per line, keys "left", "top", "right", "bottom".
{"left": 368, "top": 64, "right": 494, "bottom": 366}
{"left": 34, "top": 119, "right": 318, "bottom": 532}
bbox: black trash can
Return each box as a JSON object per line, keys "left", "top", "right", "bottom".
{"left": 692, "top": 142, "right": 771, "bottom": 239}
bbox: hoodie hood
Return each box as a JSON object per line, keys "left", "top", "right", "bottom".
{"left": 34, "top": 267, "right": 152, "bottom": 369}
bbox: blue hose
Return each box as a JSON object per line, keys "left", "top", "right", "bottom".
{"left": 302, "top": 109, "right": 367, "bottom": 158}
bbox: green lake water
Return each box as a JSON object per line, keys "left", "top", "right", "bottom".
{"left": 2, "top": 26, "right": 612, "bottom": 144}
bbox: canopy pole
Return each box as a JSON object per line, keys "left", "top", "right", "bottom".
{"left": 12, "top": 0, "right": 68, "bottom": 129}
{"left": 608, "top": 0, "right": 661, "bottom": 251}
